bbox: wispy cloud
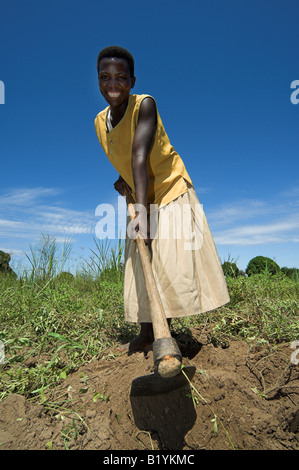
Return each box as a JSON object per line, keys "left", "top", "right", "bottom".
{"left": 0, "top": 188, "right": 95, "bottom": 254}
{"left": 210, "top": 191, "right": 299, "bottom": 246}
{"left": 278, "top": 182, "right": 299, "bottom": 199}
{"left": 208, "top": 199, "right": 271, "bottom": 226}
{"left": 214, "top": 217, "right": 299, "bottom": 245}
{"left": 0, "top": 187, "right": 61, "bottom": 207}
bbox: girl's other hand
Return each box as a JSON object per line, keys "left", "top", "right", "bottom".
{"left": 114, "top": 175, "right": 132, "bottom": 196}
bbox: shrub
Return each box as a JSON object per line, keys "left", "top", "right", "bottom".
{"left": 281, "top": 267, "right": 299, "bottom": 281}
{"left": 0, "top": 250, "right": 17, "bottom": 278}
{"left": 246, "top": 256, "right": 280, "bottom": 276}
{"left": 222, "top": 261, "right": 240, "bottom": 278}
{"left": 55, "top": 271, "right": 75, "bottom": 283}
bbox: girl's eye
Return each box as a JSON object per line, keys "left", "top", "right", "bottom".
{"left": 99, "top": 75, "right": 109, "bottom": 80}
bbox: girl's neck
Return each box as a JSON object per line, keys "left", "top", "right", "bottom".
{"left": 109, "top": 96, "right": 130, "bottom": 127}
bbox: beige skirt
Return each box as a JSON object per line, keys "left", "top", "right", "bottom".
{"left": 124, "top": 185, "right": 230, "bottom": 323}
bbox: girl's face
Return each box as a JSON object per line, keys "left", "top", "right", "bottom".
{"left": 98, "top": 57, "right": 135, "bottom": 109}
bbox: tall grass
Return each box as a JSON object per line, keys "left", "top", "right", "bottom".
{"left": 79, "top": 237, "right": 124, "bottom": 282}
{"left": 23, "top": 234, "right": 72, "bottom": 282}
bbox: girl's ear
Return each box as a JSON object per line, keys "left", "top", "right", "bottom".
{"left": 131, "top": 76, "right": 136, "bottom": 89}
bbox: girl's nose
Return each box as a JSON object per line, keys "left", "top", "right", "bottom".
{"left": 109, "top": 77, "right": 118, "bottom": 86}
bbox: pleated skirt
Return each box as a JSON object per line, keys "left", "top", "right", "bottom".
{"left": 124, "top": 185, "right": 230, "bottom": 323}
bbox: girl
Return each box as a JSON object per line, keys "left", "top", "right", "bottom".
{"left": 95, "top": 46, "right": 229, "bottom": 353}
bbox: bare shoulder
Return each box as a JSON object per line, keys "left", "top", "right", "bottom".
{"left": 139, "top": 96, "right": 157, "bottom": 121}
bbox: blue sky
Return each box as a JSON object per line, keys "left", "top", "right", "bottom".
{"left": 0, "top": 0, "right": 298, "bottom": 274}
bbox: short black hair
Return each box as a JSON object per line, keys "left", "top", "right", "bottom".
{"left": 97, "top": 46, "right": 135, "bottom": 77}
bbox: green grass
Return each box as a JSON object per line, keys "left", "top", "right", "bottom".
{"left": 0, "top": 272, "right": 129, "bottom": 401}
{"left": 1, "top": 236, "right": 298, "bottom": 404}
{"left": 199, "top": 273, "right": 299, "bottom": 347}
{"left": 0, "top": 236, "right": 135, "bottom": 402}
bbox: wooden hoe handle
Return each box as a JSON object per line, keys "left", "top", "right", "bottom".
{"left": 123, "top": 187, "right": 182, "bottom": 378}
{"left": 124, "top": 190, "right": 171, "bottom": 341}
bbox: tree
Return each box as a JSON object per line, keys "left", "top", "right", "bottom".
{"left": 222, "top": 261, "right": 240, "bottom": 278}
{"left": 246, "top": 256, "right": 280, "bottom": 276}
{"left": 0, "top": 250, "right": 17, "bottom": 278}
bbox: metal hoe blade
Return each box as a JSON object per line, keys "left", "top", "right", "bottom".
{"left": 130, "top": 365, "right": 196, "bottom": 397}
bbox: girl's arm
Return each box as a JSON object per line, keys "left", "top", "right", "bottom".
{"left": 131, "top": 97, "right": 157, "bottom": 242}
{"left": 131, "top": 97, "right": 157, "bottom": 208}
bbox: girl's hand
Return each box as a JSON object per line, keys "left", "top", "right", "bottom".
{"left": 133, "top": 214, "right": 150, "bottom": 246}
{"left": 127, "top": 205, "right": 150, "bottom": 245}
{"left": 114, "top": 175, "right": 132, "bottom": 196}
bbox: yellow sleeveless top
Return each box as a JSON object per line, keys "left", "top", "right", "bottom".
{"left": 94, "top": 94, "right": 192, "bottom": 208}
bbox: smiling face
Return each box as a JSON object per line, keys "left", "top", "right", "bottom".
{"left": 98, "top": 57, "right": 136, "bottom": 111}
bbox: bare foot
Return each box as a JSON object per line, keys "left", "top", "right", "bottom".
{"left": 116, "top": 335, "right": 153, "bottom": 354}
{"left": 116, "top": 323, "right": 154, "bottom": 354}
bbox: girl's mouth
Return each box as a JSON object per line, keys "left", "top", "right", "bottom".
{"left": 108, "top": 91, "right": 121, "bottom": 98}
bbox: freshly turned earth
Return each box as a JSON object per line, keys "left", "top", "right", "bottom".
{"left": 0, "top": 329, "right": 298, "bottom": 450}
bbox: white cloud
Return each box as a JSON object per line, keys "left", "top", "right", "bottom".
{"left": 205, "top": 187, "right": 299, "bottom": 269}
{"left": 0, "top": 187, "right": 61, "bottom": 207}
{"left": 0, "top": 247, "right": 24, "bottom": 256}
{"left": 208, "top": 199, "right": 273, "bottom": 226}
{"left": 0, "top": 188, "right": 95, "bottom": 245}
{"left": 213, "top": 209, "right": 299, "bottom": 246}
{"left": 0, "top": 219, "right": 25, "bottom": 229}
{"left": 278, "top": 183, "right": 299, "bottom": 199}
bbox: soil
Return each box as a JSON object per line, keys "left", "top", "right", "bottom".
{"left": 0, "top": 328, "right": 298, "bottom": 451}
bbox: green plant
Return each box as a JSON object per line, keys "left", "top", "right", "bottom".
{"left": 61, "top": 418, "right": 80, "bottom": 449}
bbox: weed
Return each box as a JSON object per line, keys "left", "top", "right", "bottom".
{"left": 61, "top": 418, "right": 80, "bottom": 449}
